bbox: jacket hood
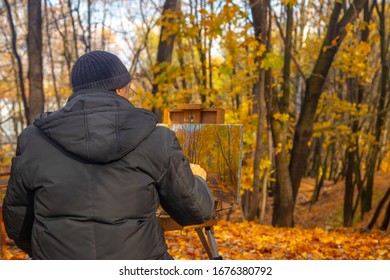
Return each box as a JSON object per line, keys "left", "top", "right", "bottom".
{"left": 34, "top": 89, "right": 158, "bottom": 163}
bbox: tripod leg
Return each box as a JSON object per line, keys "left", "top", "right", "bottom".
{"left": 205, "top": 226, "right": 222, "bottom": 260}
{"left": 195, "top": 228, "right": 213, "bottom": 259}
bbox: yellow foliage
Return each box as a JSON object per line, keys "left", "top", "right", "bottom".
{"left": 312, "top": 91, "right": 378, "bottom": 165}
{"left": 275, "top": 142, "right": 283, "bottom": 155}
{"left": 282, "top": 0, "right": 298, "bottom": 6}
{"left": 159, "top": 10, "right": 181, "bottom": 41}
{"left": 368, "top": 22, "right": 377, "bottom": 31}
{"left": 0, "top": 144, "right": 14, "bottom": 167}
{"left": 380, "top": 144, "right": 390, "bottom": 172}
{"left": 273, "top": 112, "right": 290, "bottom": 123}
{"left": 259, "top": 158, "right": 272, "bottom": 171}
{"left": 261, "top": 52, "right": 283, "bottom": 71}
{"left": 240, "top": 158, "right": 254, "bottom": 193}
{"left": 334, "top": 20, "right": 377, "bottom": 84}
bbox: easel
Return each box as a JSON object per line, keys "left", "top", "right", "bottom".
{"left": 160, "top": 104, "right": 224, "bottom": 260}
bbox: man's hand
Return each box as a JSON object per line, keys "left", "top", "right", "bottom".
{"left": 190, "top": 163, "right": 207, "bottom": 181}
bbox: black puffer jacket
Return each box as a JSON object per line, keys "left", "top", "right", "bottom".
{"left": 3, "top": 89, "right": 214, "bottom": 259}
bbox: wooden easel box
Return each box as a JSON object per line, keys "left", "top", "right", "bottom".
{"left": 163, "top": 104, "right": 225, "bottom": 124}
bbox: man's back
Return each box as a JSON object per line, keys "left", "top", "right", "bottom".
{"left": 4, "top": 88, "right": 214, "bottom": 259}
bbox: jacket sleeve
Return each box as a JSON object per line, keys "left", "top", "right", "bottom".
{"left": 2, "top": 139, "right": 34, "bottom": 256}
{"left": 156, "top": 130, "right": 214, "bottom": 227}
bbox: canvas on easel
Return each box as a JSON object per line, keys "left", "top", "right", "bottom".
{"left": 167, "top": 123, "right": 243, "bottom": 204}
{"left": 158, "top": 104, "right": 243, "bottom": 259}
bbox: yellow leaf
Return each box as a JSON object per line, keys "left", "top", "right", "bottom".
{"left": 273, "top": 112, "right": 290, "bottom": 123}
{"left": 282, "top": 0, "right": 297, "bottom": 6}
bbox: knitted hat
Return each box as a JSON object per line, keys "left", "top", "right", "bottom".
{"left": 71, "top": 50, "right": 132, "bottom": 92}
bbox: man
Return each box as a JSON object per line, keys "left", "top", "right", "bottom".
{"left": 3, "top": 50, "right": 214, "bottom": 259}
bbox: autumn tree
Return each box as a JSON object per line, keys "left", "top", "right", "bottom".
{"left": 3, "top": 0, "right": 28, "bottom": 125}
{"left": 363, "top": 0, "right": 389, "bottom": 219}
{"left": 289, "top": 0, "right": 368, "bottom": 217}
{"left": 267, "top": 0, "right": 295, "bottom": 227}
{"left": 341, "top": 1, "right": 376, "bottom": 227}
{"left": 44, "top": 0, "right": 61, "bottom": 109}
{"left": 294, "top": 0, "right": 386, "bottom": 227}
{"left": 152, "top": 0, "right": 180, "bottom": 120}
{"left": 247, "top": 0, "right": 295, "bottom": 227}
{"left": 247, "top": 0, "right": 269, "bottom": 221}
{"left": 27, "top": 0, "right": 44, "bottom": 123}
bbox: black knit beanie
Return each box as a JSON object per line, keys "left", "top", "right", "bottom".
{"left": 71, "top": 50, "right": 132, "bottom": 92}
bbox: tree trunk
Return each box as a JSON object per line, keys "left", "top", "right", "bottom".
{"left": 344, "top": 74, "right": 362, "bottom": 227}
{"left": 358, "top": 0, "right": 375, "bottom": 218}
{"left": 289, "top": 0, "right": 368, "bottom": 201}
{"left": 87, "top": 0, "right": 92, "bottom": 51}
{"left": 247, "top": 70, "right": 266, "bottom": 221}
{"left": 9, "top": 56, "right": 25, "bottom": 131}
{"left": 268, "top": 66, "right": 294, "bottom": 227}
{"left": 75, "top": 0, "right": 89, "bottom": 54}
{"left": 380, "top": 198, "right": 390, "bottom": 230}
{"left": 28, "top": 0, "right": 44, "bottom": 123}
{"left": 294, "top": 0, "right": 306, "bottom": 118}
{"left": 4, "top": 0, "right": 29, "bottom": 125}
{"left": 364, "top": 0, "right": 389, "bottom": 217}
{"left": 50, "top": 0, "right": 71, "bottom": 73}
{"left": 67, "top": 0, "right": 79, "bottom": 59}
{"left": 270, "top": 116, "right": 294, "bottom": 227}
{"left": 264, "top": 0, "right": 295, "bottom": 227}
{"left": 45, "top": 0, "right": 61, "bottom": 109}
{"left": 208, "top": 0, "right": 214, "bottom": 106}
{"left": 247, "top": 0, "right": 267, "bottom": 221}
{"left": 176, "top": 37, "right": 189, "bottom": 102}
{"left": 280, "top": 2, "right": 293, "bottom": 114}
{"left": 196, "top": 0, "right": 207, "bottom": 103}
{"left": 367, "top": 187, "right": 390, "bottom": 230}
{"left": 259, "top": 128, "right": 273, "bottom": 223}
{"left": 151, "top": 0, "right": 180, "bottom": 121}
{"left": 311, "top": 140, "right": 331, "bottom": 204}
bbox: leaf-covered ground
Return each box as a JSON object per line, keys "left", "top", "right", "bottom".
{"left": 167, "top": 172, "right": 390, "bottom": 260}
{"left": 2, "top": 173, "right": 390, "bottom": 260}
{"left": 165, "top": 221, "right": 390, "bottom": 260}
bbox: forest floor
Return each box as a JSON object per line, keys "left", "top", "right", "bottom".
{"left": 2, "top": 172, "right": 390, "bottom": 260}
{"left": 165, "top": 172, "right": 390, "bottom": 260}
